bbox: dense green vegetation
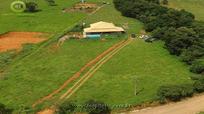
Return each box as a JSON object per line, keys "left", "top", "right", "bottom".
{"left": 84, "top": 100, "right": 111, "bottom": 114}
{"left": 0, "top": 102, "right": 13, "bottom": 114}
{"left": 57, "top": 101, "right": 76, "bottom": 114}
{"left": 158, "top": 84, "right": 194, "bottom": 102}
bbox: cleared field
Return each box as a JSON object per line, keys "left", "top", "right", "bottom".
{"left": 169, "top": 0, "right": 204, "bottom": 21}
{"left": 0, "top": 32, "right": 47, "bottom": 52}
{"left": 71, "top": 39, "right": 193, "bottom": 108}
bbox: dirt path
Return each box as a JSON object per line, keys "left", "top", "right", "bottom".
{"left": 59, "top": 39, "right": 132, "bottom": 101}
{"left": 32, "top": 40, "right": 126, "bottom": 107}
{"left": 128, "top": 94, "right": 204, "bottom": 114}
{"left": 36, "top": 39, "right": 132, "bottom": 114}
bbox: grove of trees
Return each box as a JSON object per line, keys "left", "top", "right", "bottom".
{"left": 113, "top": 0, "right": 204, "bottom": 75}
{"left": 113, "top": 0, "right": 204, "bottom": 102}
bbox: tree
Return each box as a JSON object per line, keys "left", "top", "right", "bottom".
{"left": 164, "top": 27, "right": 198, "bottom": 55}
{"left": 45, "top": 0, "right": 56, "bottom": 6}
{"left": 190, "top": 59, "right": 204, "bottom": 74}
{"left": 145, "top": 0, "right": 160, "bottom": 4}
{"left": 57, "top": 101, "right": 76, "bottom": 114}
{"left": 84, "top": 100, "right": 111, "bottom": 114}
{"left": 162, "top": 0, "right": 168, "bottom": 5}
{"left": 181, "top": 45, "right": 204, "bottom": 64}
{"left": 25, "top": 2, "right": 38, "bottom": 12}
{"left": 193, "top": 79, "right": 204, "bottom": 93}
{"left": 0, "top": 103, "right": 13, "bottom": 114}
{"left": 157, "top": 84, "right": 194, "bottom": 102}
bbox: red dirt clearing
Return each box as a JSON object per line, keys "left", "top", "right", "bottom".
{"left": 0, "top": 32, "right": 47, "bottom": 52}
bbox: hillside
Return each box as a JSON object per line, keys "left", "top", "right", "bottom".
{"left": 0, "top": 0, "right": 201, "bottom": 113}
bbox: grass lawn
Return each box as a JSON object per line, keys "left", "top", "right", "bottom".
{"left": 70, "top": 39, "right": 194, "bottom": 108}
{"left": 168, "top": 0, "right": 204, "bottom": 21}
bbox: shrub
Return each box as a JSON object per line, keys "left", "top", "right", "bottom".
{"left": 162, "top": 0, "right": 168, "bottom": 5}
{"left": 25, "top": 2, "right": 38, "bottom": 12}
{"left": 0, "top": 103, "right": 13, "bottom": 114}
{"left": 70, "top": 24, "right": 84, "bottom": 32}
{"left": 190, "top": 59, "right": 204, "bottom": 74}
{"left": 84, "top": 100, "right": 111, "bottom": 114}
{"left": 45, "top": 0, "right": 56, "bottom": 6}
{"left": 157, "top": 84, "right": 194, "bottom": 103}
{"left": 0, "top": 51, "right": 16, "bottom": 70}
{"left": 181, "top": 46, "right": 204, "bottom": 64}
{"left": 57, "top": 101, "right": 76, "bottom": 114}
{"left": 193, "top": 79, "right": 204, "bottom": 93}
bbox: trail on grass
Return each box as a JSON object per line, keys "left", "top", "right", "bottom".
{"left": 59, "top": 39, "right": 132, "bottom": 101}
{"left": 32, "top": 40, "right": 126, "bottom": 107}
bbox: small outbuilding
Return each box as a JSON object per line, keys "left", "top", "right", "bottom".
{"left": 83, "top": 21, "right": 125, "bottom": 38}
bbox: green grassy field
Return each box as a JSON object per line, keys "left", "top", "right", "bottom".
{"left": 0, "top": 0, "right": 143, "bottom": 111}
{"left": 0, "top": 0, "right": 85, "bottom": 34}
{"left": 169, "top": 0, "right": 204, "bottom": 21}
{"left": 0, "top": 39, "right": 124, "bottom": 109}
{"left": 0, "top": 0, "right": 199, "bottom": 112}
{"left": 70, "top": 39, "right": 193, "bottom": 107}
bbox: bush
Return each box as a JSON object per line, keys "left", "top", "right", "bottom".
{"left": 57, "top": 101, "right": 76, "bottom": 114}
{"left": 181, "top": 46, "right": 204, "bottom": 64}
{"left": 84, "top": 100, "right": 111, "bottom": 114}
{"left": 25, "top": 2, "right": 38, "bottom": 12}
{"left": 162, "top": 0, "right": 168, "bottom": 5}
{"left": 193, "top": 79, "right": 204, "bottom": 93}
{"left": 190, "top": 59, "right": 204, "bottom": 74}
{"left": 157, "top": 84, "right": 194, "bottom": 103}
{"left": 0, "top": 51, "right": 16, "bottom": 70}
{"left": 70, "top": 24, "right": 85, "bottom": 32}
{"left": 45, "top": 0, "right": 56, "bottom": 6}
{"left": 0, "top": 103, "right": 13, "bottom": 114}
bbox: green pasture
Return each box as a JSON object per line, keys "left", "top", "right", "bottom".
{"left": 169, "top": 0, "right": 204, "bottom": 21}
{"left": 71, "top": 39, "right": 194, "bottom": 108}
{"left": 0, "top": 0, "right": 200, "bottom": 112}
{"left": 0, "top": 0, "right": 85, "bottom": 34}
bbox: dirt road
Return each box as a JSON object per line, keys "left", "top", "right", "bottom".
{"left": 128, "top": 95, "right": 204, "bottom": 114}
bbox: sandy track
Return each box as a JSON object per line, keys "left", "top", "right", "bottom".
{"left": 129, "top": 95, "right": 204, "bottom": 114}
{"left": 0, "top": 32, "right": 47, "bottom": 52}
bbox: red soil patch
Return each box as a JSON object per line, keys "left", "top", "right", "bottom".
{"left": 0, "top": 32, "right": 47, "bottom": 52}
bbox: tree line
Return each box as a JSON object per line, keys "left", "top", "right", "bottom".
{"left": 114, "top": 0, "right": 204, "bottom": 102}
